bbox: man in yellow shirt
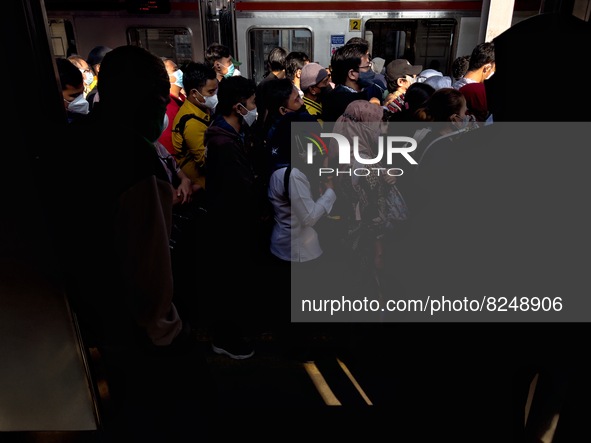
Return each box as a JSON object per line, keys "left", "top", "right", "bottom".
{"left": 172, "top": 62, "right": 218, "bottom": 192}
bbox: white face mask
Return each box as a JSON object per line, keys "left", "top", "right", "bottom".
{"left": 452, "top": 114, "right": 476, "bottom": 131}
{"left": 67, "top": 94, "right": 89, "bottom": 115}
{"left": 238, "top": 103, "right": 257, "bottom": 127}
{"left": 81, "top": 70, "right": 94, "bottom": 86}
{"left": 195, "top": 89, "right": 218, "bottom": 110}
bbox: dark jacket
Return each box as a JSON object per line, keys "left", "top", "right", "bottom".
{"left": 321, "top": 85, "right": 366, "bottom": 122}
{"left": 204, "top": 117, "right": 258, "bottom": 259}
{"left": 50, "top": 106, "right": 181, "bottom": 348}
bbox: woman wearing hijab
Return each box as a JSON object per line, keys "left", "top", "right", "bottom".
{"left": 329, "top": 100, "right": 404, "bottom": 301}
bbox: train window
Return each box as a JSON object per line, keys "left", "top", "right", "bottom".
{"left": 366, "top": 19, "right": 457, "bottom": 74}
{"left": 248, "top": 28, "right": 312, "bottom": 84}
{"left": 127, "top": 27, "right": 193, "bottom": 66}
{"left": 48, "top": 19, "right": 77, "bottom": 57}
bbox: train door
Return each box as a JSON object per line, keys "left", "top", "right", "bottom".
{"left": 200, "top": 0, "right": 237, "bottom": 61}
{"left": 365, "top": 18, "right": 458, "bottom": 74}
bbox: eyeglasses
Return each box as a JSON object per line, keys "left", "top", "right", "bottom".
{"left": 358, "top": 62, "right": 373, "bottom": 70}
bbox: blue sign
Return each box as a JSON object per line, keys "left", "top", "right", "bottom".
{"left": 331, "top": 35, "right": 345, "bottom": 45}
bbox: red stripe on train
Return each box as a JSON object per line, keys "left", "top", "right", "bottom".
{"left": 235, "top": 1, "right": 484, "bottom": 12}
{"left": 171, "top": 0, "right": 539, "bottom": 13}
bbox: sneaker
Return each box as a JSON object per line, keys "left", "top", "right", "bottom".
{"left": 211, "top": 340, "right": 255, "bottom": 360}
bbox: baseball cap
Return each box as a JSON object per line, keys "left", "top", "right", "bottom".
{"left": 418, "top": 69, "right": 443, "bottom": 80}
{"left": 300, "top": 62, "right": 329, "bottom": 91}
{"left": 386, "top": 59, "right": 423, "bottom": 80}
{"left": 87, "top": 45, "right": 112, "bottom": 68}
{"left": 424, "top": 75, "right": 452, "bottom": 90}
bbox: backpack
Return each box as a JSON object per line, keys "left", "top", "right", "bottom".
{"left": 283, "top": 165, "right": 292, "bottom": 204}
{"left": 169, "top": 113, "right": 210, "bottom": 252}
{"left": 172, "top": 113, "right": 210, "bottom": 170}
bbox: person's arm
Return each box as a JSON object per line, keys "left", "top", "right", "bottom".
{"left": 173, "top": 169, "right": 195, "bottom": 205}
{"left": 290, "top": 168, "right": 336, "bottom": 228}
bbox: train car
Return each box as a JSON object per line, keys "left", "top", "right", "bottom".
{"left": 44, "top": 0, "right": 547, "bottom": 84}
{"left": 233, "top": 0, "right": 541, "bottom": 83}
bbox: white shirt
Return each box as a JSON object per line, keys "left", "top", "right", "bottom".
{"left": 268, "top": 167, "right": 336, "bottom": 262}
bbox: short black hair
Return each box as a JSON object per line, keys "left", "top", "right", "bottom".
{"left": 330, "top": 43, "right": 367, "bottom": 85}
{"left": 267, "top": 47, "right": 288, "bottom": 72}
{"left": 205, "top": 42, "right": 232, "bottom": 66}
{"left": 182, "top": 62, "right": 217, "bottom": 93}
{"left": 263, "top": 78, "right": 294, "bottom": 123}
{"left": 98, "top": 45, "right": 169, "bottom": 108}
{"left": 452, "top": 55, "right": 470, "bottom": 81}
{"left": 285, "top": 51, "right": 310, "bottom": 80}
{"left": 56, "top": 57, "right": 83, "bottom": 90}
{"left": 468, "top": 42, "right": 495, "bottom": 71}
{"left": 216, "top": 76, "right": 256, "bottom": 116}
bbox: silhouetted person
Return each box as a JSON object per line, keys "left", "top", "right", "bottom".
{"left": 49, "top": 45, "right": 214, "bottom": 442}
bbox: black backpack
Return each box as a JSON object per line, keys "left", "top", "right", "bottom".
{"left": 172, "top": 113, "right": 210, "bottom": 170}
{"left": 283, "top": 165, "right": 292, "bottom": 204}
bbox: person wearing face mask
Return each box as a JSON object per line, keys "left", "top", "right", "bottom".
{"left": 172, "top": 61, "right": 218, "bottom": 194}
{"left": 383, "top": 58, "right": 423, "bottom": 117}
{"left": 203, "top": 76, "right": 259, "bottom": 360}
{"left": 204, "top": 42, "right": 242, "bottom": 82}
{"left": 300, "top": 62, "right": 331, "bottom": 124}
{"left": 163, "top": 58, "right": 187, "bottom": 101}
{"left": 321, "top": 43, "right": 378, "bottom": 123}
{"left": 56, "top": 58, "right": 89, "bottom": 123}
{"left": 256, "top": 78, "right": 323, "bottom": 278}
{"left": 412, "top": 87, "right": 477, "bottom": 163}
{"left": 159, "top": 58, "right": 186, "bottom": 154}
{"left": 263, "top": 78, "right": 318, "bottom": 174}
{"left": 50, "top": 45, "right": 214, "bottom": 441}
{"left": 67, "top": 55, "right": 94, "bottom": 98}
{"left": 451, "top": 41, "right": 495, "bottom": 90}
{"left": 85, "top": 45, "right": 112, "bottom": 112}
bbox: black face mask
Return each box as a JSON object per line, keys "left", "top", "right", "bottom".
{"left": 316, "top": 85, "right": 331, "bottom": 101}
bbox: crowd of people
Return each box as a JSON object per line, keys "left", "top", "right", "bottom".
{"left": 49, "top": 12, "right": 591, "bottom": 441}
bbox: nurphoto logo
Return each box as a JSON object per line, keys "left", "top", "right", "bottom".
{"left": 307, "top": 132, "right": 418, "bottom": 177}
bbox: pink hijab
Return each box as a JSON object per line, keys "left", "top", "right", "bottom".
{"left": 329, "top": 100, "right": 384, "bottom": 162}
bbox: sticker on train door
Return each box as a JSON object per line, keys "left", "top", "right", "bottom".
{"left": 349, "top": 19, "right": 361, "bottom": 32}
{"left": 330, "top": 34, "right": 345, "bottom": 57}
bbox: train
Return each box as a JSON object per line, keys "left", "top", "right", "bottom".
{"left": 43, "top": 0, "right": 556, "bottom": 83}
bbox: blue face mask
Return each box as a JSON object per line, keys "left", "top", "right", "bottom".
{"left": 224, "top": 63, "right": 235, "bottom": 79}
{"left": 66, "top": 94, "right": 89, "bottom": 115}
{"left": 81, "top": 70, "right": 94, "bottom": 86}
{"left": 172, "top": 69, "right": 184, "bottom": 88}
